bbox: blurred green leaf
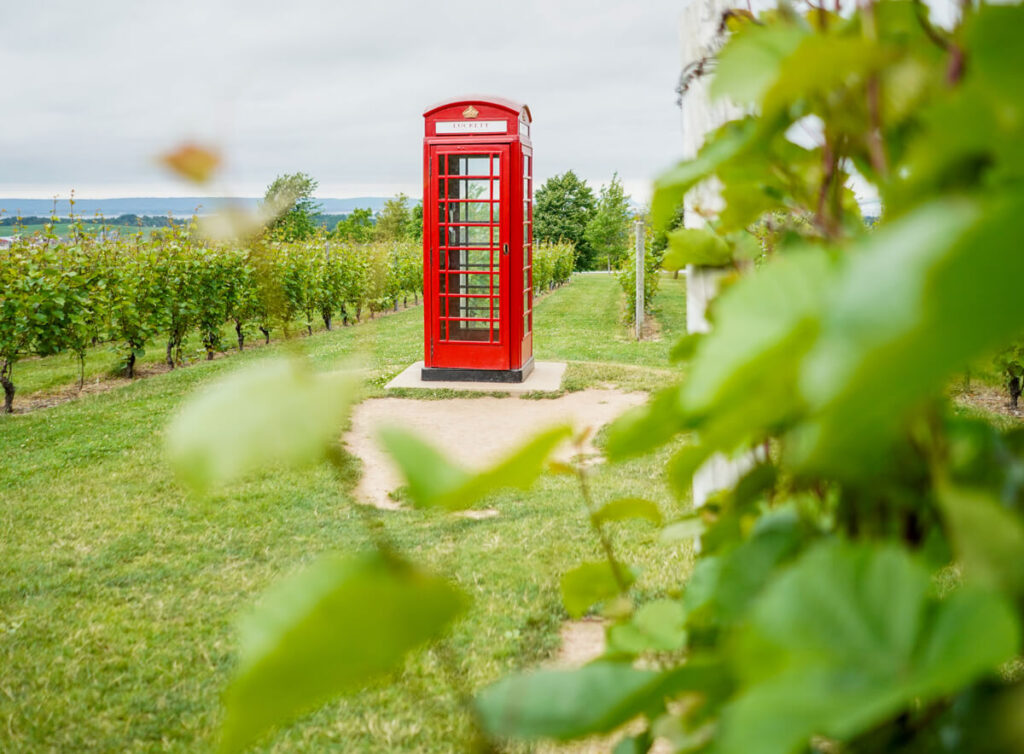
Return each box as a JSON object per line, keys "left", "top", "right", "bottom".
{"left": 373, "top": 426, "right": 470, "bottom": 504}
{"left": 593, "top": 498, "right": 663, "bottom": 527}
{"left": 666, "top": 444, "right": 713, "bottom": 498}
{"left": 762, "top": 34, "right": 884, "bottom": 117}
{"left": 795, "top": 196, "right": 1024, "bottom": 475}
{"left": 717, "top": 541, "right": 1020, "bottom": 754}
{"left": 684, "top": 248, "right": 829, "bottom": 418}
{"left": 683, "top": 509, "right": 803, "bottom": 628}
{"left": 680, "top": 249, "right": 831, "bottom": 459}
{"left": 937, "top": 485, "right": 1024, "bottom": 594}
{"left": 613, "top": 733, "right": 654, "bottom": 754}
{"left": 669, "top": 332, "right": 701, "bottom": 363}
{"left": 377, "top": 424, "right": 572, "bottom": 511}
{"left": 966, "top": 4, "right": 1024, "bottom": 101}
{"left": 664, "top": 228, "right": 732, "bottom": 269}
{"left": 609, "top": 599, "right": 686, "bottom": 654}
{"left": 561, "top": 561, "right": 633, "bottom": 618}
{"left": 604, "top": 387, "right": 690, "bottom": 462}
{"left": 660, "top": 516, "right": 706, "bottom": 544}
{"left": 477, "top": 660, "right": 726, "bottom": 741}
{"left": 220, "top": 552, "right": 467, "bottom": 753}
{"left": 712, "top": 21, "right": 808, "bottom": 105}
{"left": 166, "top": 359, "right": 356, "bottom": 494}
{"left": 651, "top": 118, "right": 758, "bottom": 231}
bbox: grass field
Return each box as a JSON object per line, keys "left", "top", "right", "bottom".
{"left": 0, "top": 273, "right": 693, "bottom": 752}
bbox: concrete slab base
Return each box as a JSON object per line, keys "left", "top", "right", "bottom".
{"left": 385, "top": 360, "right": 566, "bottom": 393}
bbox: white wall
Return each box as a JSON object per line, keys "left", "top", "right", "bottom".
{"left": 678, "top": 0, "right": 753, "bottom": 508}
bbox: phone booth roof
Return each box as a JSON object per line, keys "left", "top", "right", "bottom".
{"left": 423, "top": 96, "right": 531, "bottom": 141}
{"left": 423, "top": 95, "right": 531, "bottom": 123}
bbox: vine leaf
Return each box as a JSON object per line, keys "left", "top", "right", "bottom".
{"left": 377, "top": 424, "right": 572, "bottom": 511}
{"left": 794, "top": 196, "right": 1024, "bottom": 475}
{"left": 717, "top": 541, "right": 1020, "bottom": 754}
{"left": 165, "top": 359, "right": 357, "bottom": 494}
{"left": 711, "top": 20, "right": 808, "bottom": 105}
{"left": 937, "top": 484, "right": 1024, "bottom": 594}
{"left": 219, "top": 552, "right": 466, "bottom": 753}
{"left": 650, "top": 118, "right": 758, "bottom": 232}
{"left": 593, "top": 498, "right": 663, "bottom": 527}
{"left": 476, "top": 660, "right": 727, "bottom": 742}
{"left": 664, "top": 228, "right": 732, "bottom": 269}
{"left": 561, "top": 561, "right": 634, "bottom": 619}
{"left": 604, "top": 387, "right": 691, "bottom": 462}
{"left": 608, "top": 599, "right": 687, "bottom": 654}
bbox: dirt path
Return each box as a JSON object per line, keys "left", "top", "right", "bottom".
{"left": 344, "top": 388, "right": 646, "bottom": 509}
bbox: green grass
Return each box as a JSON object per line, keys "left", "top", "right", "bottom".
{"left": 0, "top": 274, "right": 692, "bottom": 752}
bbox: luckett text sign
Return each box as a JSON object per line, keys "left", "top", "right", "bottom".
{"left": 435, "top": 120, "right": 508, "bottom": 135}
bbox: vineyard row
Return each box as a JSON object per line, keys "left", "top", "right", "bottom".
{"left": 0, "top": 226, "right": 575, "bottom": 412}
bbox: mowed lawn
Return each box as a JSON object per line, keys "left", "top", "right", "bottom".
{"left": 0, "top": 273, "right": 691, "bottom": 753}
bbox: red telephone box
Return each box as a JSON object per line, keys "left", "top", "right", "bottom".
{"left": 421, "top": 96, "right": 534, "bottom": 382}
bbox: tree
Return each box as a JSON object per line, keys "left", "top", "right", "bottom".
{"left": 263, "top": 172, "right": 321, "bottom": 242}
{"left": 409, "top": 203, "right": 423, "bottom": 242}
{"left": 374, "top": 194, "right": 413, "bottom": 242}
{"left": 584, "top": 173, "right": 633, "bottom": 270}
{"left": 334, "top": 207, "right": 375, "bottom": 243}
{"left": 533, "top": 171, "right": 597, "bottom": 269}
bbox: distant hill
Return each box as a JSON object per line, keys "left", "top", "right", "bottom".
{"left": 0, "top": 197, "right": 391, "bottom": 218}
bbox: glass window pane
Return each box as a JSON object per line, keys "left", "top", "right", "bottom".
{"left": 446, "top": 225, "right": 492, "bottom": 246}
{"left": 445, "top": 249, "right": 489, "bottom": 271}
{"left": 446, "top": 179, "right": 490, "bottom": 200}
{"left": 445, "top": 155, "right": 491, "bottom": 176}
{"left": 442, "top": 270, "right": 489, "bottom": 293}
{"left": 446, "top": 202, "right": 490, "bottom": 223}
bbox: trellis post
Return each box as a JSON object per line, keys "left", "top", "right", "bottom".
{"left": 634, "top": 219, "right": 644, "bottom": 340}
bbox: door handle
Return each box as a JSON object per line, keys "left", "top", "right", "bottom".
{"left": 502, "top": 243, "right": 509, "bottom": 256}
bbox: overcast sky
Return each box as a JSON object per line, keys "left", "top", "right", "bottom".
{"left": 1, "top": 1, "right": 693, "bottom": 202}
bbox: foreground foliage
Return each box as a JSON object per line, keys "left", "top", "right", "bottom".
{"left": 500, "top": 2, "right": 1024, "bottom": 752}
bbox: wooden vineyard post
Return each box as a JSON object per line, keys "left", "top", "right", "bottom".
{"left": 634, "top": 219, "right": 644, "bottom": 341}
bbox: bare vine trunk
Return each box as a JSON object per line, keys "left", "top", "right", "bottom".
{"left": 126, "top": 352, "right": 136, "bottom": 379}
{"left": 1010, "top": 376, "right": 1022, "bottom": 409}
{"left": 235, "top": 321, "right": 245, "bottom": 351}
{"left": 166, "top": 338, "right": 175, "bottom": 369}
{"left": 1, "top": 360, "right": 14, "bottom": 414}
{"left": 260, "top": 326, "right": 270, "bottom": 345}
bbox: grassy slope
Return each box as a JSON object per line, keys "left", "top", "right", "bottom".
{"left": 0, "top": 273, "right": 690, "bottom": 752}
